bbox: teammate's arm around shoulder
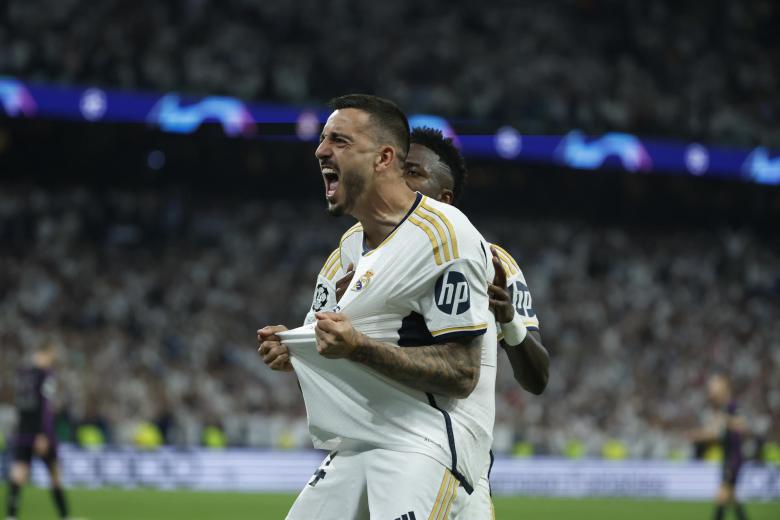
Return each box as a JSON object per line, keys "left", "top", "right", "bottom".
{"left": 314, "top": 311, "right": 480, "bottom": 398}
{"left": 490, "top": 246, "right": 549, "bottom": 395}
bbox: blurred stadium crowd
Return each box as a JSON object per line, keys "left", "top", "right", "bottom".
{"left": 1, "top": 0, "right": 778, "bottom": 147}
{"left": 1, "top": 185, "right": 778, "bottom": 458}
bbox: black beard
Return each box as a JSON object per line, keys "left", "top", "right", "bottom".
{"left": 327, "top": 203, "right": 345, "bottom": 217}
{"left": 327, "top": 170, "right": 365, "bottom": 217}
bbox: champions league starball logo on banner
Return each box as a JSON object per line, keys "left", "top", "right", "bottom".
{"left": 146, "top": 94, "right": 256, "bottom": 137}
{"left": 0, "top": 77, "right": 37, "bottom": 117}
{"left": 742, "top": 147, "right": 780, "bottom": 185}
{"left": 555, "top": 130, "right": 653, "bottom": 172}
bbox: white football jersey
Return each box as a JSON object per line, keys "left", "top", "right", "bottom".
{"left": 289, "top": 193, "right": 496, "bottom": 491}
{"left": 306, "top": 243, "right": 541, "bottom": 333}
{"left": 489, "top": 244, "right": 541, "bottom": 336}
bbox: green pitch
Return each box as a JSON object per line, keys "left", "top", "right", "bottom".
{"left": 4, "top": 487, "right": 779, "bottom": 519}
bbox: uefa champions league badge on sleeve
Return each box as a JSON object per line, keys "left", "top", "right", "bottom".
{"left": 351, "top": 270, "right": 375, "bottom": 292}
{"left": 312, "top": 283, "right": 330, "bottom": 311}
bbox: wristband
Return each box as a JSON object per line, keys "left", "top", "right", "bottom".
{"left": 500, "top": 312, "right": 528, "bottom": 347}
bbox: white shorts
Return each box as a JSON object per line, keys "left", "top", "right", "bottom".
{"left": 286, "top": 448, "right": 466, "bottom": 520}
{"left": 455, "top": 475, "right": 494, "bottom": 520}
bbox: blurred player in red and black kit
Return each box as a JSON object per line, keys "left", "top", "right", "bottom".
{"left": 5, "top": 342, "right": 72, "bottom": 520}
{"left": 690, "top": 374, "right": 751, "bottom": 520}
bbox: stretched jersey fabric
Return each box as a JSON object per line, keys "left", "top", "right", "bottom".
{"left": 289, "top": 193, "right": 496, "bottom": 491}
{"left": 306, "top": 243, "right": 541, "bottom": 334}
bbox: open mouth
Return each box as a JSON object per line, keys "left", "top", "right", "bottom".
{"left": 322, "top": 167, "right": 340, "bottom": 200}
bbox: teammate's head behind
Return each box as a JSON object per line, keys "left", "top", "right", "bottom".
{"left": 404, "top": 127, "right": 467, "bottom": 206}
{"left": 707, "top": 373, "right": 731, "bottom": 406}
{"left": 316, "top": 94, "right": 410, "bottom": 216}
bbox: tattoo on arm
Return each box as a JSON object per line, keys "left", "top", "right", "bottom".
{"left": 349, "top": 335, "right": 480, "bottom": 398}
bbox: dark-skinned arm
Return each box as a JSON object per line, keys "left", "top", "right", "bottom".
{"left": 489, "top": 248, "right": 549, "bottom": 395}
{"left": 500, "top": 330, "right": 549, "bottom": 395}
{"left": 314, "top": 311, "right": 481, "bottom": 399}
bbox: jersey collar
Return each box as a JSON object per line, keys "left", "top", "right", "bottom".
{"left": 362, "top": 192, "right": 424, "bottom": 256}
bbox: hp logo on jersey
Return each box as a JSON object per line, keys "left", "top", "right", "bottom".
{"left": 509, "top": 281, "right": 536, "bottom": 318}
{"left": 434, "top": 271, "right": 471, "bottom": 315}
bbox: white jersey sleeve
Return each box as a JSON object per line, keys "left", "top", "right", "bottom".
{"left": 491, "top": 244, "right": 541, "bottom": 336}
{"left": 409, "top": 199, "right": 492, "bottom": 342}
{"left": 302, "top": 248, "right": 343, "bottom": 326}
{"left": 302, "top": 223, "right": 364, "bottom": 325}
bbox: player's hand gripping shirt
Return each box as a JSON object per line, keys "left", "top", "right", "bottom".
{"left": 490, "top": 244, "right": 541, "bottom": 337}
{"left": 306, "top": 243, "right": 540, "bottom": 334}
{"left": 284, "top": 193, "right": 496, "bottom": 491}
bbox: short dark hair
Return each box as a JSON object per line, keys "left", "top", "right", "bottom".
{"left": 328, "top": 94, "right": 410, "bottom": 161}
{"left": 410, "top": 127, "right": 468, "bottom": 205}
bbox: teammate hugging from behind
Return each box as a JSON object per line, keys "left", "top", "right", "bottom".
{"left": 329, "top": 126, "right": 550, "bottom": 517}
{"left": 259, "top": 95, "right": 497, "bottom": 519}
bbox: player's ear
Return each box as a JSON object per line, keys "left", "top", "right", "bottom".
{"left": 439, "top": 189, "right": 454, "bottom": 205}
{"left": 374, "top": 145, "right": 396, "bottom": 172}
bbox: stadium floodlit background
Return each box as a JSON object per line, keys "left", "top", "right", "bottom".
{"left": 1, "top": 0, "right": 779, "bottom": 518}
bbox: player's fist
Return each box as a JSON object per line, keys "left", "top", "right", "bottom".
{"left": 257, "top": 325, "right": 293, "bottom": 372}
{"left": 489, "top": 247, "right": 515, "bottom": 324}
{"left": 314, "top": 312, "right": 362, "bottom": 359}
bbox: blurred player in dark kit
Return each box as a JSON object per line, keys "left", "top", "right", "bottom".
{"left": 689, "top": 374, "right": 751, "bottom": 520}
{"left": 5, "top": 341, "right": 72, "bottom": 520}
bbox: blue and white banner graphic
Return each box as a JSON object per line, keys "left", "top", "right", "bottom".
{"left": 1, "top": 76, "right": 779, "bottom": 185}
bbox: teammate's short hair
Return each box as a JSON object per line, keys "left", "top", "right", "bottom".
{"left": 410, "top": 127, "right": 468, "bottom": 205}
{"left": 328, "top": 94, "right": 410, "bottom": 161}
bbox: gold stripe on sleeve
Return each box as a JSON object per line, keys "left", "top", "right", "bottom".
{"left": 439, "top": 475, "right": 458, "bottom": 520}
{"left": 427, "top": 471, "right": 453, "bottom": 520}
{"left": 492, "top": 244, "right": 520, "bottom": 272}
{"left": 420, "top": 201, "right": 459, "bottom": 259}
{"left": 430, "top": 323, "right": 488, "bottom": 337}
{"left": 494, "top": 249, "right": 518, "bottom": 276}
{"left": 339, "top": 223, "right": 363, "bottom": 248}
{"left": 498, "top": 258, "right": 515, "bottom": 278}
{"left": 325, "top": 257, "right": 342, "bottom": 281}
{"left": 409, "top": 216, "right": 443, "bottom": 266}
{"left": 413, "top": 208, "right": 452, "bottom": 262}
{"left": 320, "top": 248, "right": 340, "bottom": 276}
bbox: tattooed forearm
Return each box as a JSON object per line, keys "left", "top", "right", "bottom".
{"left": 348, "top": 333, "right": 481, "bottom": 398}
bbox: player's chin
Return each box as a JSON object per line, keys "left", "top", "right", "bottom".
{"left": 326, "top": 199, "right": 345, "bottom": 217}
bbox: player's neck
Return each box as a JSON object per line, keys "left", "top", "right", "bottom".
{"left": 353, "top": 178, "right": 417, "bottom": 250}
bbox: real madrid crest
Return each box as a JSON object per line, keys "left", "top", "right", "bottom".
{"left": 351, "top": 270, "right": 375, "bottom": 292}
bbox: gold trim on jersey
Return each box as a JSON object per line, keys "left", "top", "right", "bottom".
{"left": 413, "top": 209, "right": 452, "bottom": 263}
{"left": 498, "top": 257, "right": 516, "bottom": 278}
{"left": 339, "top": 222, "right": 363, "bottom": 250}
{"left": 491, "top": 244, "right": 520, "bottom": 276}
{"left": 430, "top": 323, "right": 488, "bottom": 337}
{"left": 428, "top": 471, "right": 457, "bottom": 520}
{"left": 409, "top": 215, "right": 444, "bottom": 265}
{"left": 419, "top": 200, "right": 460, "bottom": 259}
{"left": 326, "top": 259, "right": 342, "bottom": 281}
{"left": 320, "top": 248, "right": 340, "bottom": 277}
{"left": 440, "top": 473, "right": 458, "bottom": 520}
{"left": 362, "top": 222, "right": 407, "bottom": 258}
